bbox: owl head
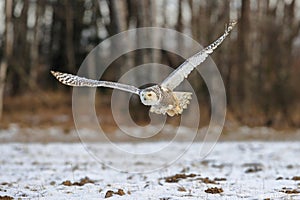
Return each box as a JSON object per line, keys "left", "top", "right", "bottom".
{"left": 140, "top": 85, "right": 161, "bottom": 105}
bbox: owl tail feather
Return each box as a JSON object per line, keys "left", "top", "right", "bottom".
{"left": 166, "top": 92, "right": 192, "bottom": 116}
{"left": 174, "top": 92, "right": 193, "bottom": 109}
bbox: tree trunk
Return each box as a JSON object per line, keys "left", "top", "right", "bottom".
{"left": 176, "top": 0, "right": 183, "bottom": 66}
{"left": 10, "top": 0, "right": 29, "bottom": 94}
{"left": 29, "top": 0, "right": 45, "bottom": 90}
{"left": 237, "top": 0, "right": 250, "bottom": 112}
{"left": 65, "top": 0, "right": 76, "bottom": 72}
{"left": 0, "top": 0, "right": 13, "bottom": 120}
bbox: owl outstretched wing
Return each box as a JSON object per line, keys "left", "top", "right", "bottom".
{"left": 161, "top": 20, "right": 237, "bottom": 91}
{"left": 51, "top": 71, "right": 140, "bottom": 95}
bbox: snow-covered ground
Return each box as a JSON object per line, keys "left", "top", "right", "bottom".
{"left": 1, "top": 142, "right": 300, "bottom": 199}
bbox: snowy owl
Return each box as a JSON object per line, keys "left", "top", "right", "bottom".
{"left": 51, "top": 21, "right": 236, "bottom": 116}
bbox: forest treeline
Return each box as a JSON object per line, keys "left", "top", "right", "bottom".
{"left": 0, "top": 0, "right": 300, "bottom": 127}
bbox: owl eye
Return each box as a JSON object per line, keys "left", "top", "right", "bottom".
{"left": 147, "top": 93, "right": 152, "bottom": 97}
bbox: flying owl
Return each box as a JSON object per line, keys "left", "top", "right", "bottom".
{"left": 51, "top": 21, "right": 236, "bottom": 116}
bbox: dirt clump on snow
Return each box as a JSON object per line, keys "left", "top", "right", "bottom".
{"left": 105, "top": 189, "right": 126, "bottom": 198}
{"left": 177, "top": 186, "right": 187, "bottom": 192}
{"left": 292, "top": 176, "right": 300, "bottom": 181}
{"left": 204, "top": 187, "right": 224, "bottom": 194}
{"left": 214, "top": 177, "right": 227, "bottom": 181}
{"left": 62, "top": 177, "right": 95, "bottom": 186}
{"left": 164, "top": 173, "right": 197, "bottom": 183}
{"left": 105, "top": 190, "right": 114, "bottom": 198}
{"left": 197, "top": 177, "right": 218, "bottom": 184}
{"left": 243, "top": 163, "right": 263, "bottom": 173}
{"left": 0, "top": 196, "right": 13, "bottom": 200}
{"left": 280, "top": 187, "right": 300, "bottom": 194}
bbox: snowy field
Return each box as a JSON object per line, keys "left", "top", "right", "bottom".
{"left": 1, "top": 142, "right": 300, "bottom": 199}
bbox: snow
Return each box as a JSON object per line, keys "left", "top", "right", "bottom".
{"left": 1, "top": 142, "right": 300, "bottom": 199}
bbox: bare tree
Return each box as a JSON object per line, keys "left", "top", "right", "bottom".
{"left": 65, "top": 0, "right": 76, "bottom": 72}
{"left": 9, "top": 0, "right": 29, "bottom": 94}
{"left": 236, "top": 0, "right": 250, "bottom": 110}
{"left": 0, "top": 0, "right": 13, "bottom": 120}
{"left": 105, "top": 0, "right": 127, "bottom": 35}
{"left": 29, "top": 0, "right": 45, "bottom": 90}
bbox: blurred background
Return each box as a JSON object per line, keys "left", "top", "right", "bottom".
{"left": 0, "top": 0, "right": 300, "bottom": 140}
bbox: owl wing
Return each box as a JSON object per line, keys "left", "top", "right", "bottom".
{"left": 161, "top": 20, "right": 237, "bottom": 91}
{"left": 51, "top": 71, "right": 140, "bottom": 95}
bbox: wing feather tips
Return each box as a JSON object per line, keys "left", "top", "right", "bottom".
{"left": 51, "top": 70, "right": 81, "bottom": 87}
{"left": 51, "top": 70, "right": 66, "bottom": 84}
{"left": 50, "top": 70, "right": 63, "bottom": 80}
{"left": 50, "top": 71, "right": 140, "bottom": 94}
{"left": 160, "top": 21, "right": 237, "bottom": 91}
